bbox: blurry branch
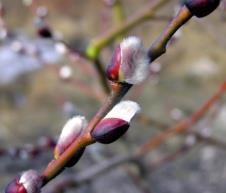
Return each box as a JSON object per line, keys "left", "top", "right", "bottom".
{"left": 40, "top": 2, "right": 218, "bottom": 186}
{"left": 124, "top": 166, "right": 154, "bottom": 193}
{"left": 42, "top": 82, "right": 132, "bottom": 184}
{"left": 191, "top": 131, "right": 226, "bottom": 149}
{"left": 149, "top": 143, "right": 194, "bottom": 171}
{"left": 112, "top": 0, "right": 125, "bottom": 42}
{"left": 112, "top": 0, "right": 125, "bottom": 28}
{"left": 84, "top": 0, "right": 170, "bottom": 93}
{"left": 2, "top": 1, "right": 225, "bottom": 192}
{"left": 31, "top": 5, "right": 110, "bottom": 94}
{"left": 2, "top": 100, "right": 224, "bottom": 162}
{"left": 44, "top": 80, "right": 226, "bottom": 192}
{"left": 48, "top": 65, "right": 106, "bottom": 102}
{"left": 43, "top": 154, "right": 134, "bottom": 193}
{"left": 150, "top": 132, "right": 226, "bottom": 172}
{"left": 137, "top": 114, "right": 169, "bottom": 129}
{"left": 44, "top": 130, "right": 226, "bottom": 193}
{"left": 93, "top": 58, "right": 111, "bottom": 94}
{"left": 85, "top": 0, "right": 170, "bottom": 59}
{"left": 31, "top": 0, "right": 171, "bottom": 94}
{"left": 0, "top": 2, "right": 10, "bottom": 39}
{"left": 0, "top": 136, "right": 55, "bottom": 160}
{"left": 151, "top": 15, "right": 172, "bottom": 21}
{"left": 137, "top": 80, "right": 226, "bottom": 155}
{"left": 60, "top": 43, "right": 111, "bottom": 94}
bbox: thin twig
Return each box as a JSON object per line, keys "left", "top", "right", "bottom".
{"left": 43, "top": 80, "right": 226, "bottom": 192}
{"left": 86, "top": 0, "right": 170, "bottom": 59}
{"left": 137, "top": 80, "right": 226, "bottom": 155}
{"left": 42, "top": 83, "right": 132, "bottom": 184}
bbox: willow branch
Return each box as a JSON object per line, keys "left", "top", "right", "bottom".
{"left": 85, "top": 0, "right": 170, "bottom": 59}
{"left": 148, "top": 5, "right": 192, "bottom": 61}
{"left": 43, "top": 79, "right": 226, "bottom": 192}
{"left": 42, "top": 83, "right": 132, "bottom": 184}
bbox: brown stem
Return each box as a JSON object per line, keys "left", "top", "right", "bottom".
{"left": 42, "top": 78, "right": 226, "bottom": 186}
{"left": 58, "top": 40, "right": 111, "bottom": 94}
{"left": 94, "top": 58, "right": 111, "bottom": 94}
{"left": 148, "top": 5, "right": 192, "bottom": 61}
{"left": 44, "top": 131, "right": 226, "bottom": 193}
{"left": 87, "top": 0, "right": 170, "bottom": 54}
{"left": 42, "top": 83, "right": 132, "bottom": 185}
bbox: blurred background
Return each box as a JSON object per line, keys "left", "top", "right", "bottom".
{"left": 1, "top": 0, "right": 226, "bottom": 193}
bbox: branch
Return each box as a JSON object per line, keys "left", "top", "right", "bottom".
{"left": 137, "top": 80, "right": 226, "bottom": 155}
{"left": 42, "top": 82, "right": 132, "bottom": 184}
{"left": 148, "top": 5, "right": 192, "bottom": 61}
{"left": 85, "top": 0, "right": 170, "bottom": 59}
{"left": 43, "top": 80, "right": 226, "bottom": 192}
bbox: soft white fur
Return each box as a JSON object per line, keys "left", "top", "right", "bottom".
{"left": 19, "top": 170, "right": 42, "bottom": 193}
{"left": 104, "top": 100, "right": 140, "bottom": 122}
{"left": 57, "top": 116, "right": 87, "bottom": 148}
{"left": 120, "top": 36, "right": 150, "bottom": 84}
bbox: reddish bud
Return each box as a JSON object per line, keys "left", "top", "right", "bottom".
{"left": 106, "top": 36, "right": 150, "bottom": 84}
{"left": 5, "top": 177, "right": 27, "bottom": 193}
{"left": 106, "top": 46, "right": 121, "bottom": 82}
{"left": 184, "top": 0, "right": 220, "bottom": 17}
{"left": 91, "top": 118, "right": 129, "bottom": 144}
{"left": 5, "top": 170, "right": 42, "bottom": 193}
{"left": 91, "top": 101, "right": 140, "bottom": 144}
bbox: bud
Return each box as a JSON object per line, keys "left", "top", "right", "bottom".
{"left": 91, "top": 101, "right": 140, "bottom": 144}
{"left": 54, "top": 116, "right": 87, "bottom": 159}
{"left": 54, "top": 116, "right": 87, "bottom": 167}
{"left": 5, "top": 170, "right": 42, "bottom": 193}
{"left": 184, "top": 0, "right": 220, "bottom": 17}
{"left": 106, "top": 36, "right": 150, "bottom": 84}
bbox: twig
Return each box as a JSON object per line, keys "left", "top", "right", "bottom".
{"left": 6, "top": 1, "right": 222, "bottom": 191}
{"left": 0, "top": 136, "right": 55, "bottom": 160}
{"left": 125, "top": 167, "right": 154, "bottom": 193}
{"left": 44, "top": 133, "right": 226, "bottom": 193}
{"left": 48, "top": 65, "right": 106, "bottom": 102}
{"left": 42, "top": 82, "right": 132, "bottom": 184}
{"left": 93, "top": 58, "right": 111, "bottom": 94}
{"left": 137, "top": 80, "right": 226, "bottom": 155}
{"left": 85, "top": 0, "right": 170, "bottom": 59}
{"left": 149, "top": 5, "right": 192, "bottom": 61}
{"left": 191, "top": 131, "right": 226, "bottom": 149}
{"left": 149, "top": 143, "right": 195, "bottom": 171}
{"left": 43, "top": 80, "right": 226, "bottom": 192}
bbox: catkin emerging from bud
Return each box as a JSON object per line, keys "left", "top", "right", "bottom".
{"left": 91, "top": 101, "right": 140, "bottom": 144}
{"left": 106, "top": 36, "right": 150, "bottom": 84}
